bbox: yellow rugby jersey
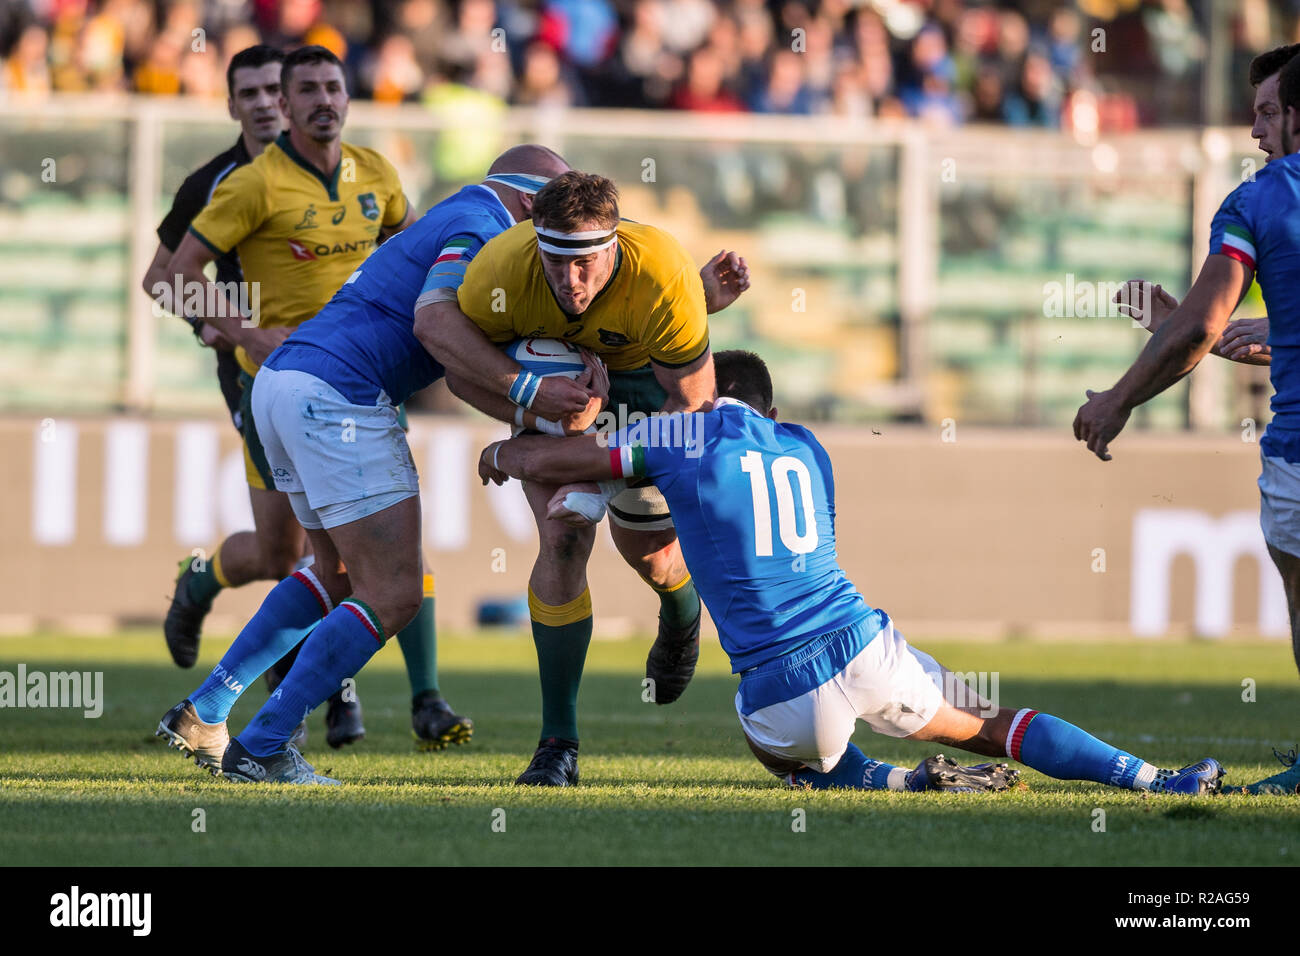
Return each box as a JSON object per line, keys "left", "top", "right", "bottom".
{"left": 457, "top": 219, "right": 709, "bottom": 371}
{"left": 188, "top": 132, "right": 409, "bottom": 374}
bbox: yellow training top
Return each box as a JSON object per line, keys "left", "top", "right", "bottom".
{"left": 188, "top": 132, "right": 408, "bottom": 375}
{"left": 457, "top": 219, "right": 709, "bottom": 371}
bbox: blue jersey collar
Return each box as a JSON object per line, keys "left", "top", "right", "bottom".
{"left": 471, "top": 183, "right": 515, "bottom": 223}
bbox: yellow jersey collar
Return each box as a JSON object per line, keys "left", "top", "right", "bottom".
{"left": 274, "top": 131, "right": 342, "bottom": 202}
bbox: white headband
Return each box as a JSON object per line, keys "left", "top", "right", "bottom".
{"left": 482, "top": 172, "right": 552, "bottom": 194}
{"left": 534, "top": 224, "right": 618, "bottom": 256}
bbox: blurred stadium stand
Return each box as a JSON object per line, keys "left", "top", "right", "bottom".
{"left": 1, "top": 0, "right": 1294, "bottom": 430}
{"left": 0, "top": 96, "right": 1273, "bottom": 431}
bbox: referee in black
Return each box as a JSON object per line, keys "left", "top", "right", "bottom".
{"left": 142, "top": 45, "right": 363, "bottom": 748}
{"left": 142, "top": 44, "right": 285, "bottom": 428}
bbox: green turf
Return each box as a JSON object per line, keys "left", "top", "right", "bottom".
{"left": 0, "top": 632, "right": 1297, "bottom": 866}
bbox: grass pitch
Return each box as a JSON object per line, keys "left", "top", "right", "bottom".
{"left": 1, "top": 631, "right": 1297, "bottom": 866}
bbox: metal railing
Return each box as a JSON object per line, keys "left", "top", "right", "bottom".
{"left": 0, "top": 95, "right": 1267, "bottom": 429}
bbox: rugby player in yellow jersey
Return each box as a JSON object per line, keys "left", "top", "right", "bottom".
{"left": 159, "top": 46, "right": 466, "bottom": 752}
{"left": 420, "top": 171, "right": 750, "bottom": 784}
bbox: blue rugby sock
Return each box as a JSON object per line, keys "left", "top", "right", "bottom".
{"left": 190, "top": 568, "right": 332, "bottom": 724}
{"left": 237, "top": 599, "right": 386, "bottom": 757}
{"left": 1009, "top": 709, "right": 1165, "bottom": 790}
{"left": 790, "top": 743, "right": 904, "bottom": 790}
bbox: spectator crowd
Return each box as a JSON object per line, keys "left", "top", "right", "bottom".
{"left": 0, "top": 0, "right": 1294, "bottom": 127}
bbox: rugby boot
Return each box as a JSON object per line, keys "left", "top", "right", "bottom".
{"left": 905, "top": 754, "right": 1020, "bottom": 792}
{"left": 645, "top": 610, "right": 701, "bottom": 705}
{"left": 1224, "top": 746, "right": 1300, "bottom": 795}
{"left": 220, "top": 737, "right": 339, "bottom": 785}
{"left": 325, "top": 690, "right": 365, "bottom": 749}
{"left": 1164, "top": 758, "right": 1225, "bottom": 795}
{"left": 163, "top": 558, "right": 212, "bottom": 668}
{"left": 412, "top": 691, "right": 474, "bottom": 751}
{"left": 155, "top": 699, "right": 229, "bottom": 770}
{"left": 515, "top": 737, "right": 579, "bottom": 786}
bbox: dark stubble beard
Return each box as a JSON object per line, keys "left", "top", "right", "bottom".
{"left": 301, "top": 107, "right": 339, "bottom": 144}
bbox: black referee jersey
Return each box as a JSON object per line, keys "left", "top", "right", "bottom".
{"left": 155, "top": 136, "right": 252, "bottom": 429}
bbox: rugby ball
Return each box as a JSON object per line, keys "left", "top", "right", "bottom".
{"left": 502, "top": 337, "right": 588, "bottom": 379}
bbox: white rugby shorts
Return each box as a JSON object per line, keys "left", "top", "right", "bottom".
{"left": 1259, "top": 453, "right": 1300, "bottom": 559}
{"left": 250, "top": 366, "right": 418, "bottom": 530}
{"left": 737, "top": 619, "right": 947, "bottom": 774}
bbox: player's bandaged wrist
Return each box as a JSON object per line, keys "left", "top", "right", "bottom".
{"left": 508, "top": 370, "right": 542, "bottom": 409}
{"left": 513, "top": 405, "right": 565, "bottom": 437}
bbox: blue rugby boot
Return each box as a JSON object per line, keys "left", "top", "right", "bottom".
{"left": 221, "top": 738, "right": 340, "bottom": 785}
{"left": 1164, "top": 758, "right": 1225, "bottom": 795}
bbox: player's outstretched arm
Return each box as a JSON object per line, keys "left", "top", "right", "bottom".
{"left": 1116, "top": 278, "right": 1269, "bottom": 365}
{"left": 1074, "top": 254, "right": 1251, "bottom": 461}
{"left": 414, "top": 300, "right": 592, "bottom": 420}
{"left": 479, "top": 434, "right": 615, "bottom": 487}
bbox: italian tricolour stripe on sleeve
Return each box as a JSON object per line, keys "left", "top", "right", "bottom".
{"left": 1219, "top": 224, "right": 1257, "bottom": 271}
{"left": 609, "top": 444, "right": 646, "bottom": 479}
{"left": 433, "top": 237, "right": 472, "bottom": 265}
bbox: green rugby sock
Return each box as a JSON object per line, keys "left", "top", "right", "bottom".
{"left": 396, "top": 575, "right": 439, "bottom": 699}
{"left": 183, "top": 545, "right": 229, "bottom": 607}
{"left": 654, "top": 575, "right": 699, "bottom": 629}
{"left": 529, "top": 587, "right": 593, "bottom": 742}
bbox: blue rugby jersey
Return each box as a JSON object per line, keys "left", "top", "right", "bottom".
{"left": 609, "top": 398, "right": 881, "bottom": 688}
{"left": 263, "top": 184, "right": 514, "bottom": 406}
{"left": 1208, "top": 152, "right": 1300, "bottom": 462}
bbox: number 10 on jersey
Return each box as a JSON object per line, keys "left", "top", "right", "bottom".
{"left": 738, "top": 450, "right": 819, "bottom": 557}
